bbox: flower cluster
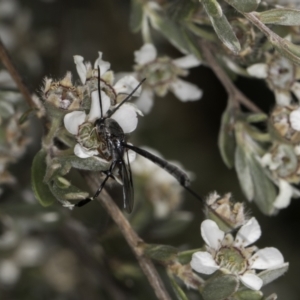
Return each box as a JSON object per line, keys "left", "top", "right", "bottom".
{"left": 133, "top": 44, "right": 202, "bottom": 113}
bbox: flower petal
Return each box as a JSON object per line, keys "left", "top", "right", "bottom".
{"left": 173, "top": 54, "right": 201, "bottom": 69}
{"left": 191, "top": 251, "right": 220, "bottom": 275}
{"left": 114, "top": 75, "right": 141, "bottom": 97}
{"left": 247, "top": 63, "right": 268, "bottom": 79}
{"left": 111, "top": 104, "right": 138, "bottom": 133}
{"left": 64, "top": 111, "right": 86, "bottom": 135}
{"left": 74, "top": 55, "right": 87, "bottom": 84}
{"left": 290, "top": 108, "right": 300, "bottom": 131}
{"left": 170, "top": 79, "right": 202, "bottom": 102}
{"left": 250, "top": 247, "right": 284, "bottom": 270}
{"left": 74, "top": 144, "right": 98, "bottom": 158}
{"left": 134, "top": 43, "right": 157, "bottom": 65}
{"left": 135, "top": 88, "right": 154, "bottom": 114}
{"left": 274, "top": 179, "right": 293, "bottom": 209}
{"left": 240, "top": 273, "right": 263, "bottom": 291}
{"left": 94, "top": 52, "right": 111, "bottom": 76}
{"left": 89, "top": 90, "right": 110, "bottom": 121}
{"left": 235, "top": 217, "right": 261, "bottom": 247}
{"left": 275, "top": 90, "right": 291, "bottom": 106}
{"left": 201, "top": 219, "right": 224, "bottom": 250}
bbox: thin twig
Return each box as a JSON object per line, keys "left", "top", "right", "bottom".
{"left": 82, "top": 171, "right": 172, "bottom": 300}
{"left": 0, "top": 38, "right": 35, "bottom": 108}
{"left": 199, "top": 40, "right": 262, "bottom": 113}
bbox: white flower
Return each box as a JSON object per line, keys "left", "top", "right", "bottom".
{"left": 191, "top": 218, "right": 285, "bottom": 291}
{"left": 74, "top": 52, "right": 142, "bottom": 104}
{"left": 134, "top": 43, "right": 202, "bottom": 114}
{"left": 247, "top": 54, "right": 300, "bottom": 106}
{"left": 260, "top": 144, "right": 300, "bottom": 208}
{"left": 64, "top": 90, "right": 139, "bottom": 158}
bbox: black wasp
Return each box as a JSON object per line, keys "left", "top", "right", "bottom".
{"left": 75, "top": 67, "right": 193, "bottom": 213}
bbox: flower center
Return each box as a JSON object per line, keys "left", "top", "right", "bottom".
{"left": 135, "top": 57, "right": 186, "bottom": 88}
{"left": 215, "top": 246, "right": 248, "bottom": 274}
{"left": 77, "top": 122, "right": 100, "bottom": 150}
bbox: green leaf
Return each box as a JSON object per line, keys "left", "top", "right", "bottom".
{"left": 31, "top": 150, "right": 56, "bottom": 207}
{"left": 149, "top": 11, "right": 190, "bottom": 54}
{"left": 168, "top": 274, "right": 189, "bottom": 300}
{"left": 235, "top": 145, "right": 254, "bottom": 201}
{"left": 130, "top": 0, "right": 144, "bottom": 32}
{"left": 232, "top": 289, "right": 263, "bottom": 300}
{"left": 178, "top": 248, "right": 203, "bottom": 265}
{"left": 202, "top": 273, "right": 239, "bottom": 300}
{"left": 202, "top": 0, "right": 240, "bottom": 53}
{"left": 144, "top": 244, "right": 178, "bottom": 262}
{"left": 272, "top": 38, "right": 300, "bottom": 67}
{"left": 167, "top": 0, "right": 198, "bottom": 21}
{"left": 218, "top": 103, "right": 236, "bottom": 168}
{"left": 258, "top": 8, "right": 300, "bottom": 26}
{"left": 264, "top": 294, "right": 278, "bottom": 300}
{"left": 258, "top": 262, "right": 289, "bottom": 286}
{"left": 51, "top": 177, "right": 89, "bottom": 201}
{"left": 225, "top": 0, "right": 260, "bottom": 13}
{"left": 249, "top": 157, "right": 277, "bottom": 215}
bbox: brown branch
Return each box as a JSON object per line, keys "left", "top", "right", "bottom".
{"left": 199, "top": 40, "right": 262, "bottom": 113}
{"left": 0, "top": 38, "right": 35, "bottom": 108}
{"left": 82, "top": 171, "right": 172, "bottom": 300}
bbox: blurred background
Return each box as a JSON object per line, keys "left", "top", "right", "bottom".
{"left": 0, "top": 0, "right": 299, "bottom": 299}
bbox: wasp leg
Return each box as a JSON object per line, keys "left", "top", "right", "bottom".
{"left": 75, "top": 161, "right": 116, "bottom": 207}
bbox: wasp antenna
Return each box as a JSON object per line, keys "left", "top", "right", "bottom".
{"left": 97, "top": 66, "right": 103, "bottom": 118}
{"left": 107, "top": 78, "right": 146, "bottom": 118}
{"left": 184, "top": 186, "right": 204, "bottom": 203}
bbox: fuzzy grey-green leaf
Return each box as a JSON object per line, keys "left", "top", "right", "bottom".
{"left": 50, "top": 178, "right": 89, "bottom": 202}
{"left": 235, "top": 145, "right": 254, "bottom": 201}
{"left": 31, "top": 150, "right": 56, "bottom": 207}
{"left": 169, "top": 274, "right": 189, "bottom": 300}
{"left": 202, "top": 274, "right": 239, "bottom": 300}
{"left": 178, "top": 248, "right": 203, "bottom": 265}
{"left": 144, "top": 244, "right": 178, "bottom": 262}
{"left": 225, "top": 0, "right": 260, "bottom": 13}
{"left": 130, "top": 0, "right": 144, "bottom": 32}
{"left": 201, "top": 0, "right": 240, "bottom": 53}
{"left": 259, "top": 8, "right": 300, "bottom": 26}
{"left": 258, "top": 262, "right": 289, "bottom": 286}
{"left": 272, "top": 38, "right": 300, "bottom": 67}
{"left": 249, "top": 157, "right": 277, "bottom": 215}
{"left": 218, "top": 104, "right": 236, "bottom": 168}
{"left": 232, "top": 289, "right": 263, "bottom": 300}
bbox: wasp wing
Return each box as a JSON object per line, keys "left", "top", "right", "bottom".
{"left": 115, "top": 146, "right": 134, "bottom": 213}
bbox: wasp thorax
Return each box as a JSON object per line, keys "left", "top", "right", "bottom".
{"left": 270, "top": 105, "right": 300, "bottom": 144}
{"left": 134, "top": 57, "right": 187, "bottom": 97}
{"left": 77, "top": 122, "right": 101, "bottom": 151}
